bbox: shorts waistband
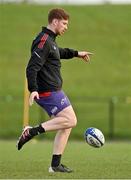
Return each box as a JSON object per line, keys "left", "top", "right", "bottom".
{"left": 39, "top": 92, "right": 51, "bottom": 97}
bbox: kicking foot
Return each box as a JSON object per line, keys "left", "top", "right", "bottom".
{"left": 49, "top": 164, "right": 73, "bottom": 173}
{"left": 16, "top": 126, "right": 34, "bottom": 150}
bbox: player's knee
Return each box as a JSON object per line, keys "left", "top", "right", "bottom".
{"left": 71, "top": 116, "right": 77, "bottom": 127}
{"left": 65, "top": 115, "right": 77, "bottom": 128}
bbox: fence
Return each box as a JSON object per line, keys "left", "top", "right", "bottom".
{"left": 0, "top": 95, "right": 130, "bottom": 139}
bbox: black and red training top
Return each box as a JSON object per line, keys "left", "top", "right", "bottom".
{"left": 26, "top": 27, "right": 78, "bottom": 93}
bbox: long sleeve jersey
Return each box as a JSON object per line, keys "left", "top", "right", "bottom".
{"left": 26, "top": 27, "right": 78, "bottom": 93}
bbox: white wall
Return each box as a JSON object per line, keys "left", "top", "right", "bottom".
{"left": 1, "top": 0, "right": 131, "bottom": 4}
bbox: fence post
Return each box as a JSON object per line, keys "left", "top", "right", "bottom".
{"left": 108, "top": 97, "right": 117, "bottom": 139}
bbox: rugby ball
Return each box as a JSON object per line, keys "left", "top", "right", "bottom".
{"left": 84, "top": 127, "right": 105, "bottom": 148}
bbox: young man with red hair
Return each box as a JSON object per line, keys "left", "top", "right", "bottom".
{"left": 17, "top": 8, "right": 92, "bottom": 173}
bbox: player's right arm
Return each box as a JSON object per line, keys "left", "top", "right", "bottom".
{"left": 29, "top": 91, "right": 39, "bottom": 106}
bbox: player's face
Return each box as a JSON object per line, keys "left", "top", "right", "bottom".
{"left": 55, "top": 19, "right": 68, "bottom": 35}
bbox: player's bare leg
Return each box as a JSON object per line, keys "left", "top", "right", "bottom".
{"left": 49, "top": 106, "right": 77, "bottom": 172}
{"left": 41, "top": 105, "right": 77, "bottom": 131}
{"left": 53, "top": 128, "right": 72, "bottom": 154}
{"left": 17, "top": 106, "right": 77, "bottom": 150}
{"left": 48, "top": 128, "right": 72, "bottom": 173}
{"left": 17, "top": 105, "right": 77, "bottom": 173}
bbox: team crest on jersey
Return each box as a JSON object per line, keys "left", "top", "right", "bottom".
{"left": 61, "top": 97, "right": 67, "bottom": 105}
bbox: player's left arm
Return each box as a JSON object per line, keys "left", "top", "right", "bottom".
{"left": 59, "top": 48, "right": 93, "bottom": 62}
{"left": 59, "top": 47, "right": 78, "bottom": 59}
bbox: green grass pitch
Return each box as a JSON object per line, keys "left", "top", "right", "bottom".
{"left": 0, "top": 4, "right": 131, "bottom": 179}
{"left": 0, "top": 140, "right": 131, "bottom": 179}
{"left": 0, "top": 4, "right": 131, "bottom": 139}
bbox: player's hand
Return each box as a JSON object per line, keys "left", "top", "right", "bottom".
{"left": 29, "top": 91, "right": 39, "bottom": 106}
{"left": 78, "top": 51, "right": 93, "bottom": 63}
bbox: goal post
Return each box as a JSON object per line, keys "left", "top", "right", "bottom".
{"left": 23, "top": 76, "right": 30, "bottom": 127}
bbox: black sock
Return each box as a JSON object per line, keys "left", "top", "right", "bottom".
{"left": 51, "top": 154, "right": 62, "bottom": 167}
{"left": 29, "top": 124, "right": 45, "bottom": 136}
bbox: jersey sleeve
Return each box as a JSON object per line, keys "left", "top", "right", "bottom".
{"left": 59, "top": 47, "right": 78, "bottom": 59}
{"left": 26, "top": 40, "right": 49, "bottom": 92}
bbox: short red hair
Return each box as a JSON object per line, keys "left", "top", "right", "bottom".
{"left": 48, "top": 8, "right": 69, "bottom": 23}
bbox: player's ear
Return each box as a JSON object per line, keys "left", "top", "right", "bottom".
{"left": 52, "top": 19, "right": 59, "bottom": 26}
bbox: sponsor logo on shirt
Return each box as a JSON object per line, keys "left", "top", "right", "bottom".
{"left": 51, "top": 106, "right": 58, "bottom": 114}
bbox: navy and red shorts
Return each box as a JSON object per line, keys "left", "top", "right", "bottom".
{"left": 35, "top": 90, "right": 71, "bottom": 117}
